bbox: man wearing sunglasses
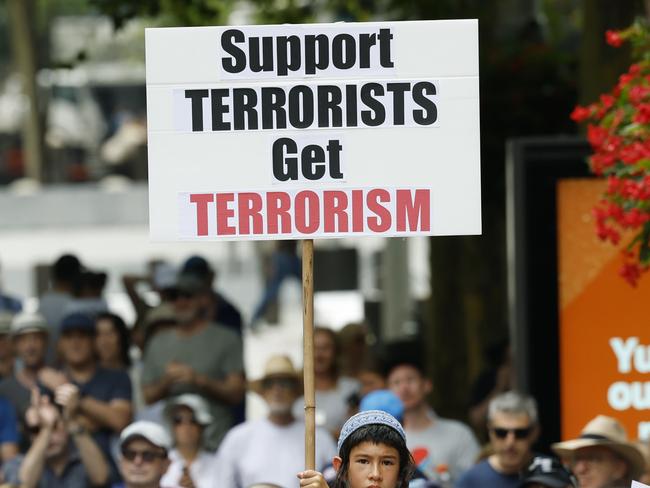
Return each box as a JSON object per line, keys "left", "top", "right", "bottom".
{"left": 215, "top": 355, "right": 336, "bottom": 487}
{"left": 115, "top": 421, "right": 171, "bottom": 488}
{"left": 456, "top": 391, "right": 540, "bottom": 488}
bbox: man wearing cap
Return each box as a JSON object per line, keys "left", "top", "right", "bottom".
{"left": 456, "top": 391, "right": 540, "bottom": 488}
{"left": 37, "top": 312, "right": 133, "bottom": 479}
{"left": 520, "top": 456, "right": 578, "bottom": 488}
{"left": 38, "top": 254, "right": 83, "bottom": 363}
{"left": 387, "top": 360, "right": 479, "bottom": 482}
{"left": 215, "top": 355, "right": 336, "bottom": 487}
{"left": 0, "top": 312, "right": 49, "bottom": 449}
{"left": 552, "top": 415, "right": 646, "bottom": 488}
{"left": 141, "top": 273, "right": 245, "bottom": 451}
{"left": 4, "top": 388, "right": 109, "bottom": 488}
{"left": 116, "top": 421, "right": 171, "bottom": 488}
{"left": 181, "top": 255, "right": 243, "bottom": 335}
{"left": 160, "top": 394, "right": 218, "bottom": 488}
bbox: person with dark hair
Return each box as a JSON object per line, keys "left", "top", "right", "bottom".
{"left": 95, "top": 313, "right": 132, "bottom": 370}
{"left": 38, "top": 254, "right": 83, "bottom": 363}
{"left": 4, "top": 388, "right": 110, "bottom": 488}
{"left": 387, "top": 360, "right": 479, "bottom": 483}
{"left": 69, "top": 270, "right": 109, "bottom": 317}
{"left": 297, "top": 409, "right": 416, "bottom": 488}
{"left": 181, "top": 255, "right": 243, "bottom": 335}
{"left": 293, "top": 327, "right": 360, "bottom": 438}
{"left": 467, "top": 338, "right": 513, "bottom": 439}
{"left": 37, "top": 312, "right": 133, "bottom": 481}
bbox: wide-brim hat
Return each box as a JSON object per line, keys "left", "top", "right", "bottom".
{"left": 249, "top": 355, "right": 302, "bottom": 395}
{"left": 163, "top": 394, "right": 213, "bottom": 426}
{"left": 552, "top": 415, "right": 645, "bottom": 480}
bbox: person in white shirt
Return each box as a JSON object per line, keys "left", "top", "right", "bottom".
{"left": 216, "top": 355, "right": 336, "bottom": 488}
{"left": 160, "top": 394, "right": 219, "bottom": 488}
{"left": 387, "top": 360, "right": 480, "bottom": 482}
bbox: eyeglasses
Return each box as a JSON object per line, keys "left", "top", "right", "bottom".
{"left": 172, "top": 414, "right": 199, "bottom": 426}
{"left": 490, "top": 426, "right": 533, "bottom": 439}
{"left": 121, "top": 448, "right": 166, "bottom": 463}
{"left": 261, "top": 377, "right": 297, "bottom": 390}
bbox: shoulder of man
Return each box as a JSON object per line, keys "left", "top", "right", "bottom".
{"left": 454, "top": 458, "right": 490, "bottom": 483}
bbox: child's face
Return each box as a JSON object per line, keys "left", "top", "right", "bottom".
{"left": 345, "top": 441, "right": 400, "bottom": 488}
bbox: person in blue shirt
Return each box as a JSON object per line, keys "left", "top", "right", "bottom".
{"left": 37, "top": 312, "right": 132, "bottom": 482}
{"left": 455, "top": 391, "right": 540, "bottom": 488}
{"left": 0, "top": 395, "right": 19, "bottom": 464}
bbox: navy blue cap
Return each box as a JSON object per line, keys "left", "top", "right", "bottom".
{"left": 60, "top": 312, "right": 95, "bottom": 334}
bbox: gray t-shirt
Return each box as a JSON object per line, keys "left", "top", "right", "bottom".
{"left": 141, "top": 323, "right": 243, "bottom": 451}
{"left": 406, "top": 412, "right": 480, "bottom": 482}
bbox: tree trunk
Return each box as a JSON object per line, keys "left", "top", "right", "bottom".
{"left": 7, "top": 0, "right": 44, "bottom": 181}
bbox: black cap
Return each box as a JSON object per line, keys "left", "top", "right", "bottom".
{"left": 520, "top": 456, "right": 577, "bottom": 488}
{"left": 181, "top": 256, "right": 212, "bottom": 280}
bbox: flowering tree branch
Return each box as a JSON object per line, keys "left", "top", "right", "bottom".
{"left": 571, "top": 19, "right": 650, "bottom": 286}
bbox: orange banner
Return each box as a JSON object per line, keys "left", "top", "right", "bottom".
{"left": 558, "top": 178, "right": 650, "bottom": 442}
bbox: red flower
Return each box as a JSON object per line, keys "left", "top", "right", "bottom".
{"left": 570, "top": 105, "right": 592, "bottom": 122}
{"left": 600, "top": 94, "right": 615, "bottom": 109}
{"left": 587, "top": 124, "right": 609, "bottom": 148}
{"left": 633, "top": 103, "right": 650, "bottom": 124}
{"left": 630, "top": 85, "right": 650, "bottom": 104}
{"left": 620, "top": 143, "right": 644, "bottom": 164}
{"left": 620, "top": 261, "right": 641, "bottom": 287}
{"left": 606, "top": 30, "right": 624, "bottom": 47}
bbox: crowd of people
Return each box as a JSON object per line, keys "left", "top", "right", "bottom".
{"left": 0, "top": 253, "right": 647, "bottom": 488}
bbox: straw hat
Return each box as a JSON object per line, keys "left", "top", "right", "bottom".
{"left": 249, "top": 355, "right": 302, "bottom": 395}
{"left": 551, "top": 415, "right": 645, "bottom": 479}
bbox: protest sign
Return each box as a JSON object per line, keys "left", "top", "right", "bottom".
{"left": 145, "top": 20, "right": 481, "bottom": 241}
{"left": 146, "top": 19, "right": 481, "bottom": 469}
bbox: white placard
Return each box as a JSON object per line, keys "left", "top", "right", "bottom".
{"left": 632, "top": 482, "right": 650, "bottom": 488}
{"left": 146, "top": 20, "right": 481, "bottom": 241}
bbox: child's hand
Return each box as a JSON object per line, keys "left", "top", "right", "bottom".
{"left": 297, "top": 470, "right": 329, "bottom": 487}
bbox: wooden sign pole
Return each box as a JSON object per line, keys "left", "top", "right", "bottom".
{"left": 302, "top": 239, "right": 316, "bottom": 470}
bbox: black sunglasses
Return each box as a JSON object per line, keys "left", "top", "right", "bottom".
{"left": 491, "top": 426, "right": 533, "bottom": 439}
{"left": 172, "top": 414, "right": 199, "bottom": 426}
{"left": 121, "top": 447, "right": 166, "bottom": 463}
{"left": 262, "top": 377, "right": 298, "bottom": 390}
